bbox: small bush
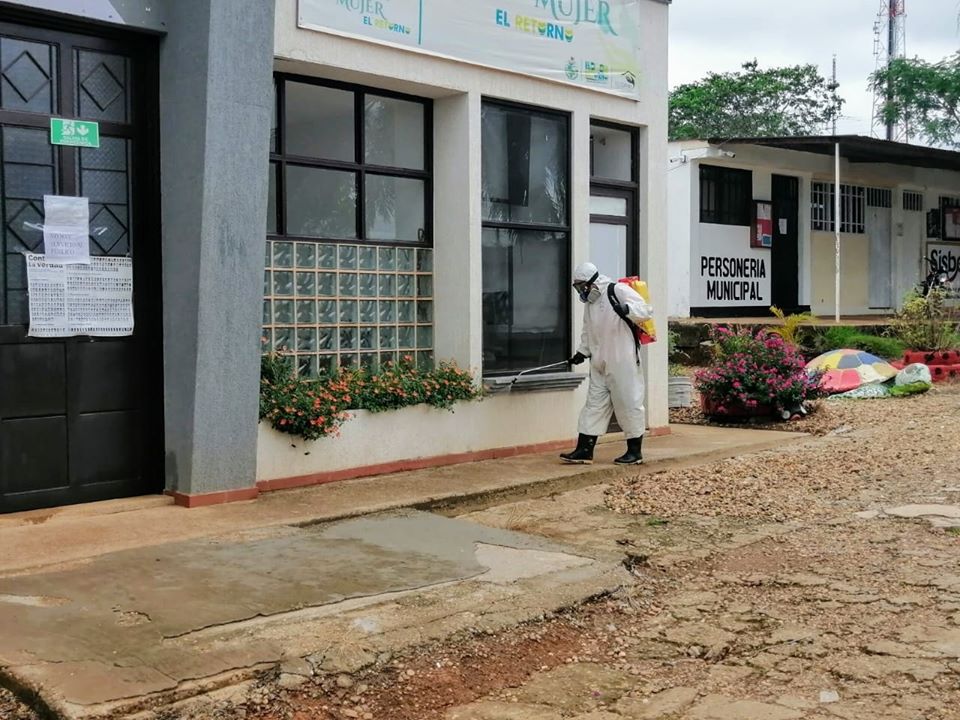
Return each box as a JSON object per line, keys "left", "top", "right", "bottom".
{"left": 889, "top": 289, "right": 960, "bottom": 351}
{"left": 816, "top": 326, "right": 905, "bottom": 359}
{"left": 696, "top": 327, "right": 823, "bottom": 413}
{"left": 259, "top": 354, "right": 481, "bottom": 441}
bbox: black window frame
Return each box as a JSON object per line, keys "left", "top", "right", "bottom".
{"left": 480, "top": 98, "right": 572, "bottom": 377}
{"left": 699, "top": 164, "right": 752, "bottom": 226}
{"left": 269, "top": 74, "right": 433, "bottom": 247}
{"left": 589, "top": 120, "right": 640, "bottom": 275}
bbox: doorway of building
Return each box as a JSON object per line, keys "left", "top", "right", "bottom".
{"left": 771, "top": 174, "right": 800, "bottom": 311}
{"left": 0, "top": 17, "right": 162, "bottom": 513}
{"left": 867, "top": 188, "right": 894, "bottom": 309}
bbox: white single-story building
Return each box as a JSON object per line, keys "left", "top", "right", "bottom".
{"left": 667, "top": 136, "right": 960, "bottom": 319}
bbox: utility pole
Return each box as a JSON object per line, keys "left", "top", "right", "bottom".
{"left": 832, "top": 54, "right": 838, "bottom": 136}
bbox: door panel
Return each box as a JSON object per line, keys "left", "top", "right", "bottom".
{"left": 868, "top": 207, "right": 893, "bottom": 308}
{"left": 2, "top": 416, "right": 68, "bottom": 494}
{"left": 0, "top": 19, "right": 161, "bottom": 513}
{"left": 0, "top": 343, "right": 65, "bottom": 416}
{"left": 771, "top": 175, "right": 800, "bottom": 311}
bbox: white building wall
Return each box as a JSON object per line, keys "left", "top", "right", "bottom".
{"left": 666, "top": 157, "right": 693, "bottom": 317}
{"left": 667, "top": 141, "right": 960, "bottom": 319}
{"left": 267, "top": 0, "right": 671, "bottom": 475}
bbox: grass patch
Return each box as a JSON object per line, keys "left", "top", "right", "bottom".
{"left": 815, "top": 326, "right": 906, "bottom": 360}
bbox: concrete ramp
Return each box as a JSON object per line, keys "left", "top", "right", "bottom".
{"left": 0, "top": 511, "right": 613, "bottom": 719}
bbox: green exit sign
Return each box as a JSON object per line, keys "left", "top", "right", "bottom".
{"left": 50, "top": 118, "right": 100, "bottom": 148}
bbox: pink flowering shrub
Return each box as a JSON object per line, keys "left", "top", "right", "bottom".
{"left": 695, "top": 327, "right": 823, "bottom": 414}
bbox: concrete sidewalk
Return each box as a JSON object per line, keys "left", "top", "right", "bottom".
{"left": 0, "top": 424, "right": 805, "bottom": 719}
{"left": 0, "top": 424, "right": 802, "bottom": 577}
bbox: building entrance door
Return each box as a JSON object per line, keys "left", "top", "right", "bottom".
{"left": 867, "top": 189, "right": 894, "bottom": 309}
{"left": 0, "top": 18, "right": 162, "bottom": 513}
{"left": 771, "top": 174, "right": 800, "bottom": 311}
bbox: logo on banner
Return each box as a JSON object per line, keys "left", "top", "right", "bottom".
{"left": 534, "top": 0, "right": 619, "bottom": 35}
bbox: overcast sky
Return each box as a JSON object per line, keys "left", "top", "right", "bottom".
{"left": 669, "top": 0, "right": 960, "bottom": 139}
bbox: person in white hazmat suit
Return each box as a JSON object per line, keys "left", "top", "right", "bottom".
{"left": 560, "top": 262, "right": 653, "bottom": 466}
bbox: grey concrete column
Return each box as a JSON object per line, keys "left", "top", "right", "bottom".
{"left": 159, "top": 0, "right": 275, "bottom": 496}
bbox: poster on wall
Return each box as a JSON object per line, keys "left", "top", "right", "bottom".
{"left": 751, "top": 201, "right": 772, "bottom": 249}
{"left": 297, "top": 0, "right": 644, "bottom": 99}
{"left": 944, "top": 207, "right": 960, "bottom": 241}
{"left": 26, "top": 254, "right": 134, "bottom": 338}
{"left": 42, "top": 195, "right": 90, "bottom": 264}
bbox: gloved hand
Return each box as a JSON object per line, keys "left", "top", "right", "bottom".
{"left": 568, "top": 352, "right": 587, "bottom": 366}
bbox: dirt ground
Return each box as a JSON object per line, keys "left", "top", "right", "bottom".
{"left": 4, "top": 386, "right": 960, "bottom": 720}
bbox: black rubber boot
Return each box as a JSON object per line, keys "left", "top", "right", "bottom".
{"left": 614, "top": 436, "right": 643, "bottom": 465}
{"left": 560, "top": 434, "right": 598, "bottom": 464}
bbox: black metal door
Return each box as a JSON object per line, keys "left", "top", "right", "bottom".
{"left": 772, "top": 174, "right": 800, "bottom": 311}
{"left": 0, "top": 17, "right": 161, "bottom": 513}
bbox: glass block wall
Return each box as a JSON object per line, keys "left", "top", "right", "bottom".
{"left": 263, "top": 241, "right": 434, "bottom": 377}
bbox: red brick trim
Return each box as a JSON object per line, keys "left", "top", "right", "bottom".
{"left": 171, "top": 487, "right": 259, "bottom": 508}
{"left": 171, "top": 425, "right": 673, "bottom": 507}
{"left": 257, "top": 426, "right": 672, "bottom": 494}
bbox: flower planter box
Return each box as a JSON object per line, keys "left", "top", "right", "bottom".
{"left": 257, "top": 392, "right": 580, "bottom": 487}
{"left": 668, "top": 376, "right": 694, "bottom": 408}
{"left": 700, "top": 396, "right": 773, "bottom": 419}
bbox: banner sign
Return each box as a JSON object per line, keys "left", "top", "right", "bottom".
{"left": 298, "top": 0, "right": 643, "bottom": 98}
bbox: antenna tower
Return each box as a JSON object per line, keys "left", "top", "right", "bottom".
{"left": 871, "top": 0, "right": 908, "bottom": 142}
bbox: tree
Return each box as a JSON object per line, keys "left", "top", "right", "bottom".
{"left": 871, "top": 53, "right": 960, "bottom": 149}
{"left": 669, "top": 61, "right": 844, "bottom": 141}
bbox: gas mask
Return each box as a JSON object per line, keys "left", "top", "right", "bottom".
{"left": 574, "top": 272, "right": 600, "bottom": 303}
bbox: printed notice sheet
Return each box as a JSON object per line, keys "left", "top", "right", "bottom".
{"left": 42, "top": 195, "right": 90, "bottom": 264}
{"left": 26, "top": 254, "right": 134, "bottom": 337}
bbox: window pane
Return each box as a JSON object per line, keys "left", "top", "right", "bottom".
{"left": 267, "top": 163, "right": 277, "bottom": 234}
{"left": 365, "top": 95, "right": 425, "bottom": 170}
{"left": 1, "top": 38, "right": 56, "bottom": 114}
{"left": 589, "top": 195, "right": 627, "bottom": 216}
{"left": 482, "top": 104, "right": 568, "bottom": 225}
{"left": 365, "top": 175, "right": 425, "bottom": 242}
{"left": 285, "top": 165, "right": 357, "bottom": 239}
{"left": 285, "top": 82, "right": 354, "bottom": 161}
{"left": 270, "top": 81, "right": 278, "bottom": 153}
{"left": 481, "top": 228, "right": 569, "bottom": 373}
{"left": 590, "top": 125, "right": 632, "bottom": 181}
{"left": 76, "top": 49, "right": 130, "bottom": 123}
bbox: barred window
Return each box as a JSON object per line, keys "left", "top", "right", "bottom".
{"left": 866, "top": 188, "right": 892, "bottom": 208}
{"left": 699, "top": 165, "right": 751, "bottom": 226}
{"left": 902, "top": 190, "right": 924, "bottom": 212}
{"left": 811, "top": 182, "right": 865, "bottom": 234}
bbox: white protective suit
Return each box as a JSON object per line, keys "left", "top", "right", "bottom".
{"left": 574, "top": 265, "right": 653, "bottom": 439}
